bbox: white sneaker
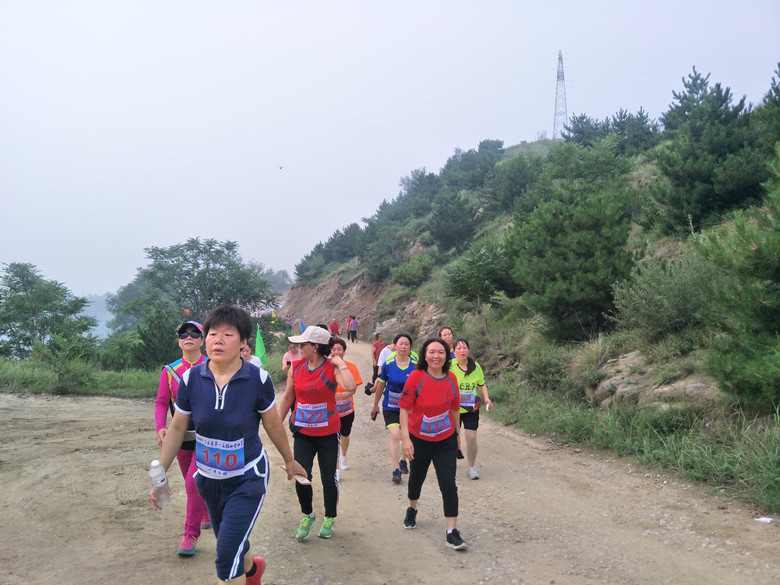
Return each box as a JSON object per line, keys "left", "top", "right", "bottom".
{"left": 335, "top": 468, "right": 340, "bottom": 482}
{"left": 340, "top": 455, "right": 350, "bottom": 470}
{"left": 466, "top": 466, "right": 480, "bottom": 480}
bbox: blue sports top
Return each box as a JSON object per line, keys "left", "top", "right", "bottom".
{"left": 175, "top": 360, "right": 277, "bottom": 479}
{"left": 377, "top": 354, "right": 418, "bottom": 412}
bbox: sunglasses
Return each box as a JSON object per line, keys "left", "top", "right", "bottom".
{"left": 178, "top": 331, "right": 202, "bottom": 339}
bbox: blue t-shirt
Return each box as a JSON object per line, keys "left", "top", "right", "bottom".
{"left": 176, "top": 360, "right": 276, "bottom": 479}
{"left": 377, "top": 355, "right": 418, "bottom": 412}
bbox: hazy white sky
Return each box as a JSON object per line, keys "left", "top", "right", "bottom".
{"left": 1, "top": 1, "right": 778, "bottom": 296}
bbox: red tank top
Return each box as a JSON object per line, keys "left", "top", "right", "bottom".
{"left": 291, "top": 359, "right": 340, "bottom": 436}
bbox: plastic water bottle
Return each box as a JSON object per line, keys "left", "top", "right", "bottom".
{"left": 149, "top": 460, "right": 170, "bottom": 508}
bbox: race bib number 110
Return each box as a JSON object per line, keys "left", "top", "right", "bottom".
{"left": 196, "top": 434, "right": 245, "bottom": 478}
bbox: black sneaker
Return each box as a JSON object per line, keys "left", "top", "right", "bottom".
{"left": 399, "top": 459, "right": 409, "bottom": 474}
{"left": 403, "top": 507, "right": 417, "bottom": 529}
{"left": 457, "top": 449, "right": 464, "bottom": 460}
{"left": 392, "top": 468, "right": 402, "bottom": 484}
{"left": 446, "top": 528, "right": 468, "bottom": 550}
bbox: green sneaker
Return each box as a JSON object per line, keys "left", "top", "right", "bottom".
{"left": 318, "top": 516, "right": 335, "bottom": 539}
{"left": 296, "top": 514, "right": 315, "bottom": 540}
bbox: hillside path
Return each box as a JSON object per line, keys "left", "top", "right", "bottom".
{"left": 1, "top": 340, "right": 778, "bottom": 584}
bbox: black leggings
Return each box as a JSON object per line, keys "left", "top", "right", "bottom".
{"left": 293, "top": 432, "right": 340, "bottom": 518}
{"left": 407, "top": 433, "right": 459, "bottom": 518}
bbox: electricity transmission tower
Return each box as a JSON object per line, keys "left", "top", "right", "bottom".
{"left": 553, "top": 50, "right": 567, "bottom": 139}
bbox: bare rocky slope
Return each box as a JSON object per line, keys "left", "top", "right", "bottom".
{"left": 281, "top": 272, "right": 448, "bottom": 342}
{"left": 281, "top": 273, "right": 390, "bottom": 338}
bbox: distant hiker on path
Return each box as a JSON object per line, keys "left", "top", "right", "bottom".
{"left": 348, "top": 316, "right": 358, "bottom": 343}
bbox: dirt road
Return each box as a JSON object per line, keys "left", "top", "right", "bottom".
{"left": 1, "top": 341, "right": 778, "bottom": 584}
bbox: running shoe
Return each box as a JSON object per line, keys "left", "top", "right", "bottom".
{"left": 245, "top": 556, "right": 265, "bottom": 585}
{"left": 457, "top": 449, "right": 465, "bottom": 460}
{"left": 318, "top": 516, "right": 335, "bottom": 539}
{"left": 296, "top": 514, "right": 315, "bottom": 540}
{"left": 466, "top": 466, "right": 480, "bottom": 480}
{"left": 340, "top": 455, "right": 350, "bottom": 470}
{"left": 201, "top": 508, "right": 212, "bottom": 530}
{"left": 403, "top": 507, "right": 417, "bottom": 529}
{"left": 446, "top": 528, "right": 468, "bottom": 550}
{"left": 399, "top": 459, "right": 409, "bottom": 474}
{"left": 177, "top": 534, "right": 198, "bottom": 556}
{"left": 392, "top": 468, "right": 402, "bottom": 484}
{"left": 335, "top": 468, "right": 340, "bottom": 483}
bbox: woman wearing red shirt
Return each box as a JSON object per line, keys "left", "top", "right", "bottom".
{"left": 278, "top": 325, "right": 356, "bottom": 541}
{"left": 399, "top": 338, "right": 468, "bottom": 550}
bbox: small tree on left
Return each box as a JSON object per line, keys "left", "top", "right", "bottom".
{"left": 0, "top": 263, "right": 97, "bottom": 360}
{"left": 107, "top": 238, "right": 278, "bottom": 369}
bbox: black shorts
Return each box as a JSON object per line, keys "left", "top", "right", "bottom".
{"left": 460, "top": 409, "right": 480, "bottom": 431}
{"left": 339, "top": 411, "right": 355, "bottom": 437}
{"left": 382, "top": 409, "right": 400, "bottom": 428}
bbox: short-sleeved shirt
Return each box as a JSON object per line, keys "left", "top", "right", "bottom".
{"left": 335, "top": 361, "right": 362, "bottom": 417}
{"left": 377, "top": 354, "right": 417, "bottom": 412}
{"left": 451, "top": 359, "right": 486, "bottom": 413}
{"left": 175, "top": 361, "right": 277, "bottom": 479}
{"left": 399, "top": 370, "right": 460, "bottom": 441}
{"left": 371, "top": 340, "right": 388, "bottom": 364}
{"left": 377, "top": 345, "right": 393, "bottom": 374}
{"left": 291, "top": 358, "right": 340, "bottom": 436}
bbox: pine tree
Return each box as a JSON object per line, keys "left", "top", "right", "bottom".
{"left": 650, "top": 68, "right": 767, "bottom": 233}
{"left": 691, "top": 153, "right": 780, "bottom": 409}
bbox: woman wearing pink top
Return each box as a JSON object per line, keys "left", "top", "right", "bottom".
{"left": 154, "top": 320, "right": 210, "bottom": 556}
{"left": 281, "top": 340, "right": 302, "bottom": 374}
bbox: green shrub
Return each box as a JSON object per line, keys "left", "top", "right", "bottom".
{"left": 612, "top": 251, "right": 720, "bottom": 342}
{"left": 643, "top": 329, "right": 709, "bottom": 364}
{"left": 521, "top": 341, "right": 580, "bottom": 398}
{"left": 98, "top": 330, "right": 143, "bottom": 371}
{"left": 30, "top": 336, "right": 95, "bottom": 395}
{"left": 390, "top": 254, "right": 435, "bottom": 287}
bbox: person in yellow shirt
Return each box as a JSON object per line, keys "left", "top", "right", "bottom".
{"left": 451, "top": 338, "right": 493, "bottom": 480}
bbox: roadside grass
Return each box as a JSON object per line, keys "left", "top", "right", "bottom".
{"left": 489, "top": 379, "right": 780, "bottom": 512}
{"left": 0, "top": 357, "right": 158, "bottom": 398}
{"left": 0, "top": 358, "right": 58, "bottom": 392}
{"left": 264, "top": 351, "right": 286, "bottom": 388}
{"left": 0, "top": 352, "right": 290, "bottom": 398}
